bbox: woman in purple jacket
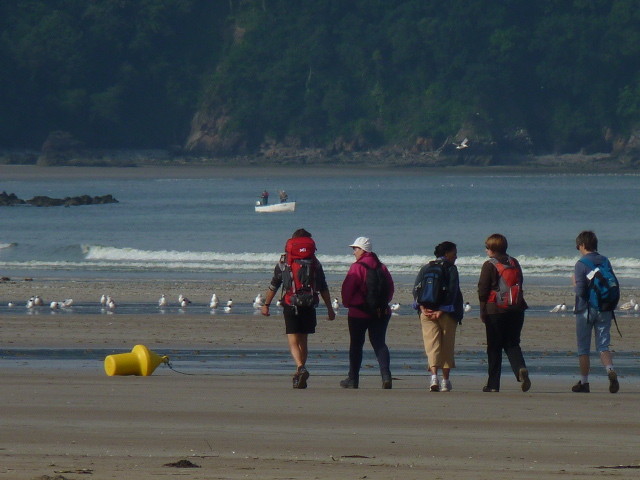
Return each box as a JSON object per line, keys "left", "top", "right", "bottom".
{"left": 340, "top": 236, "right": 395, "bottom": 389}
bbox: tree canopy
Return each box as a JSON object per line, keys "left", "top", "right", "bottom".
{"left": 1, "top": 0, "right": 639, "bottom": 156}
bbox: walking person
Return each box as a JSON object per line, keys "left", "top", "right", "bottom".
{"left": 340, "top": 236, "right": 395, "bottom": 389}
{"left": 261, "top": 228, "right": 336, "bottom": 389}
{"left": 413, "top": 241, "right": 464, "bottom": 392}
{"left": 478, "top": 233, "right": 531, "bottom": 393}
{"left": 571, "top": 230, "right": 620, "bottom": 393}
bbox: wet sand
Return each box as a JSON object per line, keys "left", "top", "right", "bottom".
{"left": 1, "top": 279, "right": 639, "bottom": 479}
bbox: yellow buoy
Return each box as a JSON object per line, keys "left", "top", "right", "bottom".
{"left": 104, "top": 344, "right": 169, "bottom": 376}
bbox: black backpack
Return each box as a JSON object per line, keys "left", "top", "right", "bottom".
{"left": 414, "top": 260, "right": 448, "bottom": 309}
{"left": 360, "top": 263, "right": 390, "bottom": 319}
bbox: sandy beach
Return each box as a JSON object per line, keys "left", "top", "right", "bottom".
{"left": 1, "top": 279, "right": 639, "bottom": 479}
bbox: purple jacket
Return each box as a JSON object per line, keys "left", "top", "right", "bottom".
{"left": 341, "top": 252, "right": 394, "bottom": 318}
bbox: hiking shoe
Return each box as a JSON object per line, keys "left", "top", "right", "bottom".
{"left": 340, "top": 377, "right": 358, "bottom": 389}
{"left": 608, "top": 370, "right": 619, "bottom": 394}
{"left": 482, "top": 386, "right": 499, "bottom": 392}
{"left": 296, "top": 366, "right": 309, "bottom": 389}
{"left": 519, "top": 368, "right": 531, "bottom": 392}
{"left": 571, "top": 380, "right": 590, "bottom": 393}
{"left": 381, "top": 374, "right": 392, "bottom": 389}
{"left": 430, "top": 377, "right": 440, "bottom": 392}
{"left": 440, "top": 379, "right": 452, "bottom": 392}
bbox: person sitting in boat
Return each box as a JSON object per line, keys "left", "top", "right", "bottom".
{"left": 279, "top": 190, "right": 288, "bottom": 203}
{"left": 260, "top": 190, "right": 269, "bottom": 205}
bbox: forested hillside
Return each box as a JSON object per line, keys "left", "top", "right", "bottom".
{"left": 1, "top": 0, "right": 639, "bottom": 162}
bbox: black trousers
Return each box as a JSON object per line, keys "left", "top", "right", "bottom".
{"left": 484, "top": 310, "right": 527, "bottom": 390}
{"left": 347, "top": 314, "right": 391, "bottom": 379}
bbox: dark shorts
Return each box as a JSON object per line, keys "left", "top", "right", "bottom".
{"left": 283, "top": 305, "right": 317, "bottom": 334}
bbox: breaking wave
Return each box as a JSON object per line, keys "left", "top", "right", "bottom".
{"left": 2, "top": 244, "right": 637, "bottom": 279}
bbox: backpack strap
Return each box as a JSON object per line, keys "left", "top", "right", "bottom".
{"left": 578, "top": 257, "right": 598, "bottom": 270}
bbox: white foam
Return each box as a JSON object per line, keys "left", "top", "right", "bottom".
{"left": 2, "top": 245, "right": 638, "bottom": 279}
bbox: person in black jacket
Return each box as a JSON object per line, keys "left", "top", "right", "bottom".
{"left": 413, "top": 241, "right": 464, "bottom": 392}
{"left": 477, "top": 233, "right": 530, "bottom": 393}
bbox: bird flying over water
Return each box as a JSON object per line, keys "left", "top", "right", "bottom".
{"left": 454, "top": 137, "right": 469, "bottom": 149}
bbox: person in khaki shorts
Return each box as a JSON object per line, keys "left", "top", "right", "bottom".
{"left": 413, "top": 241, "right": 464, "bottom": 392}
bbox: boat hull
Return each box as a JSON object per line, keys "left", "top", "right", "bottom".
{"left": 255, "top": 201, "right": 296, "bottom": 213}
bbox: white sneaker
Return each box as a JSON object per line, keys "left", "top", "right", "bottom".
{"left": 430, "top": 377, "right": 440, "bottom": 392}
{"left": 440, "top": 379, "right": 452, "bottom": 392}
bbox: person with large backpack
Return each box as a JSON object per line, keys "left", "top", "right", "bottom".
{"left": 261, "top": 229, "right": 336, "bottom": 389}
{"left": 340, "top": 236, "right": 395, "bottom": 389}
{"left": 477, "top": 233, "right": 531, "bottom": 393}
{"left": 572, "top": 230, "right": 620, "bottom": 394}
{"left": 413, "top": 241, "right": 464, "bottom": 392}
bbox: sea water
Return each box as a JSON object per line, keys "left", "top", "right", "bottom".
{"left": 1, "top": 170, "right": 639, "bottom": 284}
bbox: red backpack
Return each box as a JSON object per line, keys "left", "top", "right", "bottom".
{"left": 280, "top": 236, "right": 319, "bottom": 307}
{"left": 487, "top": 256, "right": 523, "bottom": 309}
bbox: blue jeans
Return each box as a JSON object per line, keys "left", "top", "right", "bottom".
{"left": 575, "top": 309, "right": 612, "bottom": 356}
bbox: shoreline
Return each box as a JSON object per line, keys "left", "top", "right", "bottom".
{"left": 1, "top": 155, "right": 639, "bottom": 181}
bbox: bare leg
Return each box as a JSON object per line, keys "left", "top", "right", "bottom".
{"left": 600, "top": 350, "right": 613, "bottom": 368}
{"left": 578, "top": 354, "right": 590, "bottom": 376}
{"left": 287, "top": 333, "right": 308, "bottom": 368}
{"left": 442, "top": 367, "right": 450, "bottom": 380}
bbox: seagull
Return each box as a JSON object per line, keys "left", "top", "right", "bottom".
{"left": 158, "top": 294, "right": 168, "bottom": 308}
{"left": 226, "top": 298, "right": 233, "bottom": 308}
{"left": 390, "top": 303, "right": 400, "bottom": 312}
{"left": 550, "top": 303, "right": 566, "bottom": 313}
{"left": 62, "top": 298, "right": 73, "bottom": 308}
{"left": 106, "top": 296, "right": 116, "bottom": 310}
{"left": 209, "top": 293, "right": 219, "bottom": 309}
{"left": 464, "top": 302, "right": 472, "bottom": 313}
{"left": 224, "top": 305, "right": 232, "bottom": 313}
{"left": 454, "top": 137, "right": 469, "bottom": 149}
{"left": 7, "top": 302, "right": 15, "bottom": 307}
{"left": 100, "top": 294, "right": 107, "bottom": 306}
{"left": 634, "top": 303, "right": 640, "bottom": 312}
{"left": 50, "top": 301, "right": 60, "bottom": 310}
{"left": 331, "top": 298, "right": 339, "bottom": 310}
{"left": 26, "top": 297, "right": 35, "bottom": 309}
{"left": 619, "top": 298, "right": 637, "bottom": 311}
{"left": 33, "top": 295, "right": 44, "bottom": 306}
{"left": 253, "top": 293, "right": 265, "bottom": 309}
{"left": 178, "top": 294, "right": 191, "bottom": 307}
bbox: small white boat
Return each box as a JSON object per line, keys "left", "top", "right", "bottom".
{"left": 255, "top": 201, "right": 296, "bottom": 213}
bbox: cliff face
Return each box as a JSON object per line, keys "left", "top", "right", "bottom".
{"left": 185, "top": 108, "right": 236, "bottom": 155}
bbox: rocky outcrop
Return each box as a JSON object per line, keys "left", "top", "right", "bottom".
{"left": 0, "top": 192, "right": 118, "bottom": 207}
{"left": 612, "top": 128, "right": 640, "bottom": 165}
{"left": 185, "top": 108, "right": 248, "bottom": 155}
{"left": 0, "top": 191, "right": 26, "bottom": 206}
{"left": 38, "top": 131, "right": 86, "bottom": 166}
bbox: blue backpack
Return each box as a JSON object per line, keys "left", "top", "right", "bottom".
{"left": 414, "top": 260, "right": 448, "bottom": 309}
{"left": 579, "top": 257, "right": 620, "bottom": 312}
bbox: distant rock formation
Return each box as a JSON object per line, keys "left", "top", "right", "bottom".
{"left": 0, "top": 191, "right": 118, "bottom": 207}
